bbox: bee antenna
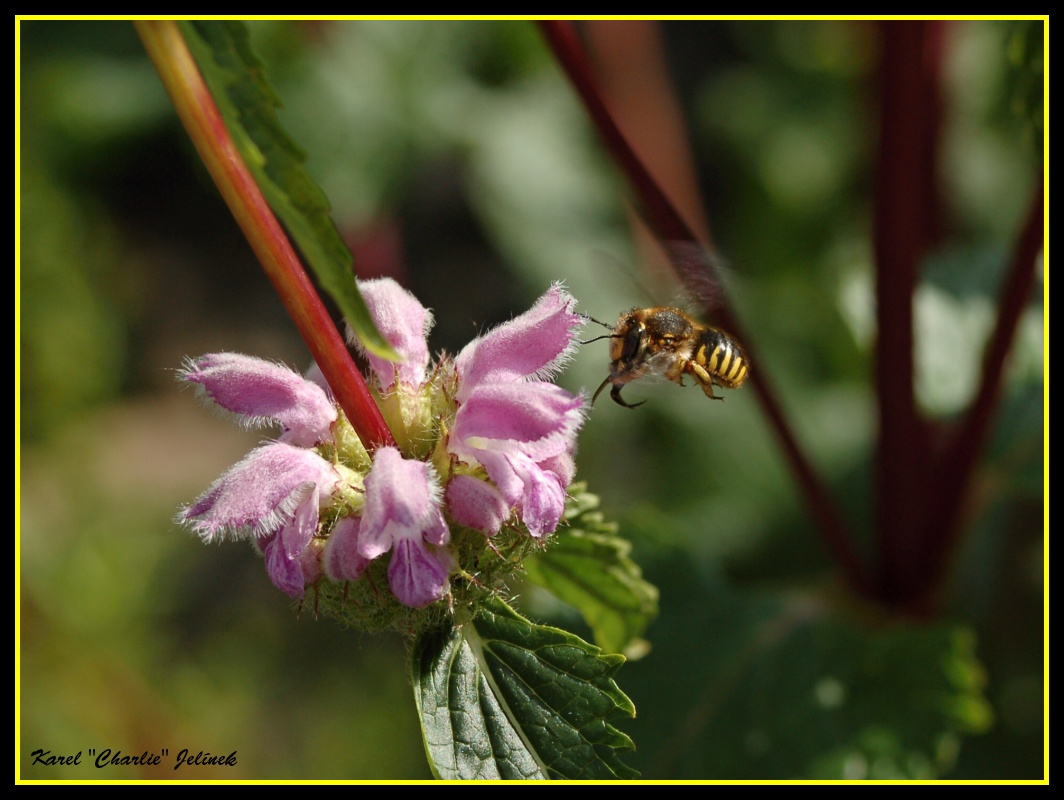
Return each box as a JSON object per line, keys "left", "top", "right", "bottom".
{"left": 581, "top": 314, "right": 615, "bottom": 330}
{"left": 580, "top": 333, "right": 617, "bottom": 345}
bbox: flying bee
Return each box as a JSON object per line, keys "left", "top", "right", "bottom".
{"left": 588, "top": 307, "right": 749, "bottom": 408}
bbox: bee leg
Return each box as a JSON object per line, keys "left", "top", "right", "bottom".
{"left": 687, "top": 361, "right": 724, "bottom": 401}
{"left": 664, "top": 359, "right": 687, "bottom": 387}
{"left": 592, "top": 377, "right": 612, "bottom": 405}
{"left": 593, "top": 375, "right": 645, "bottom": 408}
{"left": 611, "top": 384, "right": 645, "bottom": 409}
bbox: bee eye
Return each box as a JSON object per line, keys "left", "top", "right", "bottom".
{"left": 621, "top": 326, "right": 643, "bottom": 360}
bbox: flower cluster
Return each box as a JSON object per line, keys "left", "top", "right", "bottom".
{"left": 178, "top": 280, "right": 584, "bottom": 623}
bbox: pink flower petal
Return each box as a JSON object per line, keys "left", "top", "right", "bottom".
{"left": 446, "top": 474, "right": 511, "bottom": 536}
{"left": 455, "top": 284, "right": 582, "bottom": 401}
{"left": 180, "top": 353, "right": 336, "bottom": 447}
{"left": 357, "top": 447, "right": 451, "bottom": 607}
{"left": 471, "top": 450, "right": 566, "bottom": 537}
{"left": 303, "top": 362, "right": 334, "bottom": 400}
{"left": 538, "top": 451, "right": 576, "bottom": 489}
{"left": 451, "top": 382, "right": 584, "bottom": 463}
{"left": 351, "top": 278, "right": 434, "bottom": 390}
{"left": 517, "top": 464, "right": 566, "bottom": 537}
{"left": 359, "top": 447, "right": 447, "bottom": 557}
{"left": 264, "top": 516, "right": 325, "bottom": 598}
{"left": 263, "top": 530, "right": 306, "bottom": 598}
{"left": 469, "top": 449, "right": 526, "bottom": 507}
{"left": 280, "top": 484, "right": 321, "bottom": 559}
{"left": 388, "top": 537, "right": 451, "bottom": 608}
{"left": 324, "top": 516, "right": 369, "bottom": 582}
{"left": 178, "top": 443, "right": 337, "bottom": 542}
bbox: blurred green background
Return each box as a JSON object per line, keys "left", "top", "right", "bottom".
{"left": 18, "top": 20, "right": 1043, "bottom": 780}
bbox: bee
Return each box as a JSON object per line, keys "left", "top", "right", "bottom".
{"left": 589, "top": 307, "right": 749, "bottom": 408}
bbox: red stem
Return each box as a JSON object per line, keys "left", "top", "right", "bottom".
{"left": 136, "top": 21, "right": 395, "bottom": 451}
{"left": 918, "top": 176, "right": 1044, "bottom": 610}
{"left": 871, "top": 21, "right": 944, "bottom": 606}
{"left": 872, "top": 22, "right": 1041, "bottom": 614}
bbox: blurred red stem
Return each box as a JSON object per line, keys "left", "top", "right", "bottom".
{"left": 136, "top": 21, "right": 395, "bottom": 452}
{"left": 872, "top": 21, "right": 943, "bottom": 608}
{"left": 919, "top": 177, "right": 1044, "bottom": 609}
{"left": 538, "top": 20, "right": 869, "bottom": 595}
{"left": 537, "top": 22, "right": 698, "bottom": 248}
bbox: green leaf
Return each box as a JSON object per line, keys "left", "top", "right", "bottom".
{"left": 629, "top": 563, "right": 994, "bottom": 779}
{"left": 412, "top": 596, "right": 638, "bottom": 780}
{"left": 801, "top": 624, "right": 994, "bottom": 779}
{"left": 179, "top": 21, "right": 397, "bottom": 359}
{"left": 524, "top": 485, "right": 658, "bottom": 656}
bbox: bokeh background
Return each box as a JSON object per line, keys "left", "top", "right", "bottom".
{"left": 19, "top": 20, "right": 1043, "bottom": 780}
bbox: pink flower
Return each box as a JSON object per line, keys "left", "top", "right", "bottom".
{"left": 351, "top": 278, "right": 586, "bottom": 538}
{"left": 349, "top": 278, "right": 434, "bottom": 391}
{"left": 179, "top": 279, "right": 587, "bottom": 615}
{"left": 178, "top": 442, "right": 340, "bottom": 598}
{"left": 448, "top": 284, "right": 585, "bottom": 536}
{"left": 357, "top": 447, "right": 451, "bottom": 608}
{"left": 453, "top": 283, "right": 582, "bottom": 396}
{"left": 180, "top": 353, "right": 336, "bottom": 447}
{"left": 445, "top": 474, "right": 511, "bottom": 535}
{"left": 323, "top": 516, "right": 369, "bottom": 583}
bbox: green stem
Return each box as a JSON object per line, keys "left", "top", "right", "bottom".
{"left": 136, "top": 20, "right": 395, "bottom": 451}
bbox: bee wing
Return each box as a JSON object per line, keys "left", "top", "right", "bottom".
{"left": 589, "top": 248, "right": 665, "bottom": 308}
{"left": 661, "top": 241, "right": 732, "bottom": 317}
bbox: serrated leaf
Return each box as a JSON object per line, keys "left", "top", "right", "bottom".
{"left": 524, "top": 487, "right": 658, "bottom": 656}
{"left": 179, "top": 21, "right": 397, "bottom": 359}
{"left": 412, "top": 596, "right": 638, "bottom": 780}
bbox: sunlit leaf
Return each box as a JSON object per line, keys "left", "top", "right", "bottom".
{"left": 412, "top": 596, "right": 638, "bottom": 780}
{"left": 524, "top": 485, "right": 658, "bottom": 656}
